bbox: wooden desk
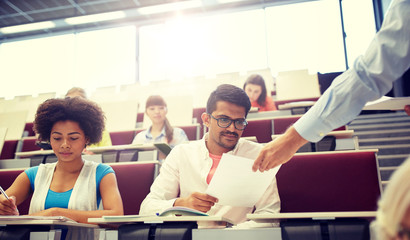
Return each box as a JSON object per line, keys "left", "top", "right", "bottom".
{"left": 15, "top": 144, "right": 157, "bottom": 158}
{"left": 272, "top": 130, "right": 359, "bottom": 151}
{"left": 0, "top": 216, "right": 96, "bottom": 228}
{"left": 277, "top": 101, "right": 315, "bottom": 115}
{"left": 88, "top": 215, "right": 234, "bottom": 227}
{"left": 0, "top": 216, "right": 98, "bottom": 240}
{"left": 247, "top": 211, "right": 377, "bottom": 222}
{"left": 247, "top": 110, "right": 292, "bottom": 120}
{"left": 277, "top": 101, "right": 315, "bottom": 110}
{"left": 0, "top": 127, "right": 7, "bottom": 154}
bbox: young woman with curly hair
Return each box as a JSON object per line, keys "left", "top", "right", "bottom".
{"left": 0, "top": 97, "right": 123, "bottom": 224}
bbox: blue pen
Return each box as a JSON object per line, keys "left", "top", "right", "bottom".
{"left": 0, "top": 186, "right": 10, "bottom": 200}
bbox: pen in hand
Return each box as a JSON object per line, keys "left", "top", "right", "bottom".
{"left": 0, "top": 186, "right": 10, "bottom": 200}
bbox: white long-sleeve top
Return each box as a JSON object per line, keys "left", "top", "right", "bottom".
{"left": 140, "top": 134, "right": 281, "bottom": 228}
{"left": 295, "top": 0, "right": 410, "bottom": 142}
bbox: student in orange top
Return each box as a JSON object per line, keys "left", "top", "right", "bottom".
{"left": 243, "top": 74, "right": 277, "bottom": 112}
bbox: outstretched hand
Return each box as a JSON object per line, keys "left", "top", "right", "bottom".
{"left": 252, "top": 126, "right": 308, "bottom": 172}
{"left": 174, "top": 192, "right": 218, "bottom": 213}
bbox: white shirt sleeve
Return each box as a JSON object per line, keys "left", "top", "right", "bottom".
{"left": 294, "top": 0, "right": 410, "bottom": 142}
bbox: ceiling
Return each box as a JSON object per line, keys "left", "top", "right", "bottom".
{"left": 0, "top": 0, "right": 307, "bottom": 42}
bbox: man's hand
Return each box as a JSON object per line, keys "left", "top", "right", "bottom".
{"left": 252, "top": 126, "right": 308, "bottom": 172}
{"left": 174, "top": 192, "right": 218, "bottom": 213}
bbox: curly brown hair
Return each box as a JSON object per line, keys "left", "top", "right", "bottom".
{"left": 33, "top": 97, "right": 105, "bottom": 144}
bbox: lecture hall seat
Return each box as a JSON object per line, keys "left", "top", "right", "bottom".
{"left": 0, "top": 168, "right": 31, "bottom": 215}
{"left": 192, "top": 107, "right": 206, "bottom": 139}
{"left": 137, "top": 112, "right": 144, "bottom": 123}
{"left": 21, "top": 138, "right": 41, "bottom": 153}
{"left": 276, "top": 150, "right": 381, "bottom": 213}
{"left": 109, "top": 162, "right": 157, "bottom": 215}
{"left": 179, "top": 124, "right": 200, "bottom": 141}
{"left": 274, "top": 97, "right": 319, "bottom": 110}
{"left": 23, "top": 122, "right": 35, "bottom": 137}
{"left": 242, "top": 119, "right": 273, "bottom": 143}
{"left": 0, "top": 140, "right": 19, "bottom": 160}
{"left": 272, "top": 116, "right": 346, "bottom": 135}
{"left": 109, "top": 130, "right": 137, "bottom": 146}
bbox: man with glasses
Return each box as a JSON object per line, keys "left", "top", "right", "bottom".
{"left": 140, "top": 84, "right": 280, "bottom": 227}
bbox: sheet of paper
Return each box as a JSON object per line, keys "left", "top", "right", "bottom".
{"left": 363, "top": 96, "right": 410, "bottom": 110}
{"left": 0, "top": 215, "right": 76, "bottom": 222}
{"left": 205, "top": 154, "right": 280, "bottom": 207}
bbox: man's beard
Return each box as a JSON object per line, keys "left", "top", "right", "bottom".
{"left": 216, "top": 130, "right": 239, "bottom": 150}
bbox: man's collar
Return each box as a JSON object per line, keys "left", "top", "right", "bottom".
{"left": 145, "top": 126, "right": 166, "bottom": 139}
{"left": 202, "top": 133, "right": 241, "bottom": 156}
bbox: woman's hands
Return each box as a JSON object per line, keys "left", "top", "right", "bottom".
{"left": 0, "top": 196, "right": 19, "bottom": 215}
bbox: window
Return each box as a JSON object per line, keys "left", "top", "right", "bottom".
{"left": 0, "top": 25, "right": 137, "bottom": 98}
{"left": 139, "top": 9, "right": 268, "bottom": 84}
{"left": 341, "top": 0, "right": 376, "bottom": 68}
{"left": 265, "top": 0, "right": 346, "bottom": 74}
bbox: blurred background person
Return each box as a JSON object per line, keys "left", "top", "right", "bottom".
{"left": 132, "top": 95, "right": 188, "bottom": 149}
{"left": 65, "top": 87, "right": 112, "bottom": 148}
{"left": 243, "top": 74, "right": 277, "bottom": 112}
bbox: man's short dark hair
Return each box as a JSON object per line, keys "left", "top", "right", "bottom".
{"left": 206, "top": 84, "right": 251, "bottom": 117}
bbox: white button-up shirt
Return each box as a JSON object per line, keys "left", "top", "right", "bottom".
{"left": 140, "top": 134, "right": 281, "bottom": 228}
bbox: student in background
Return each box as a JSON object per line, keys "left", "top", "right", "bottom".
{"left": 371, "top": 157, "right": 410, "bottom": 240}
{"left": 139, "top": 85, "right": 280, "bottom": 228}
{"left": 243, "top": 74, "right": 277, "bottom": 112}
{"left": 253, "top": 0, "right": 410, "bottom": 172}
{"left": 0, "top": 97, "right": 123, "bottom": 223}
{"left": 65, "top": 87, "right": 112, "bottom": 148}
{"left": 132, "top": 95, "right": 188, "bottom": 148}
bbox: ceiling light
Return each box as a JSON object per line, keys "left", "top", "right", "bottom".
{"left": 0, "top": 21, "right": 56, "bottom": 34}
{"left": 137, "top": 1, "right": 202, "bottom": 15}
{"left": 64, "top": 11, "right": 126, "bottom": 25}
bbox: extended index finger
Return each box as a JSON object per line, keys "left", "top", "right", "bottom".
{"left": 252, "top": 151, "right": 265, "bottom": 172}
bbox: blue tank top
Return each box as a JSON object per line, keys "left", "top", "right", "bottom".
{"left": 25, "top": 163, "right": 114, "bottom": 209}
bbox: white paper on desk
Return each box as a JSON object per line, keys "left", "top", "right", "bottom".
{"left": 205, "top": 154, "right": 280, "bottom": 207}
{"left": 0, "top": 215, "right": 76, "bottom": 222}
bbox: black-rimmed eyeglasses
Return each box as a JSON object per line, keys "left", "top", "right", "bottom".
{"left": 209, "top": 114, "right": 248, "bottom": 130}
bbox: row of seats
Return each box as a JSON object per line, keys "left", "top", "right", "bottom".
{"left": 1, "top": 115, "right": 348, "bottom": 160}
{"left": 19, "top": 107, "right": 207, "bottom": 138}
{"left": 0, "top": 161, "right": 157, "bottom": 215}
{"left": 0, "top": 150, "right": 381, "bottom": 216}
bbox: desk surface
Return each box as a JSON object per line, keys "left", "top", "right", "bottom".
{"left": 277, "top": 101, "right": 316, "bottom": 110}
{"left": 88, "top": 215, "right": 234, "bottom": 225}
{"left": 0, "top": 216, "right": 96, "bottom": 228}
{"left": 15, "top": 144, "right": 157, "bottom": 157}
{"left": 272, "top": 130, "right": 354, "bottom": 141}
{"left": 247, "top": 211, "right": 377, "bottom": 221}
{"left": 247, "top": 110, "right": 292, "bottom": 120}
{"left": 292, "top": 148, "right": 378, "bottom": 156}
